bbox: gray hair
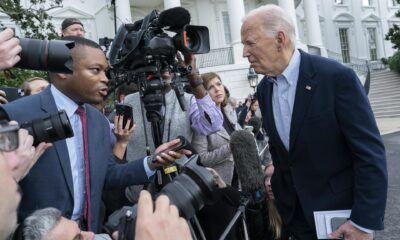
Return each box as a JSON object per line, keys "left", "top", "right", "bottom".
{"left": 23, "top": 208, "right": 62, "bottom": 240}
{"left": 243, "top": 4, "right": 296, "bottom": 49}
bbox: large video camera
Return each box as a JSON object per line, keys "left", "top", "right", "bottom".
{"left": 108, "top": 7, "right": 209, "bottom": 71}
{"left": 105, "top": 155, "right": 217, "bottom": 240}
{"left": 107, "top": 7, "right": 210, "bottom": 146}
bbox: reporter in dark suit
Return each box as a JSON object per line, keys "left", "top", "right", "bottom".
{"left": 241, "top": 4, "right": 387, "bottom": 240}
{"left": 2, "top": 36, "right": 190, "bottom": 233}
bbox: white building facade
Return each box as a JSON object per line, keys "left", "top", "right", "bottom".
{"left": 1, "top": 0, "right": 398, "bottom": 100}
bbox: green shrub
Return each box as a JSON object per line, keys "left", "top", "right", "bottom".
{"left": 388, "top": 51, "right": 400, "bottom": 73}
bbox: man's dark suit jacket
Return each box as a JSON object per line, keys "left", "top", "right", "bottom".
{"left": 2, "top": 86, "right": 150, "bottom": 233}
{"left": 256, "top": 50, "right": 387, "bottom": 230}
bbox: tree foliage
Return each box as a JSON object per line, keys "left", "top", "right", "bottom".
{"left": 385, "top": 0, "right": 400, "bottom": 72}
{"left": 0, "top": 0, "right": 63, "bottom": 87}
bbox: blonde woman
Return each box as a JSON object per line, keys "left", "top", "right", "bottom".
{"left": 264, "top": 163, "right": 289, "bottom": 240}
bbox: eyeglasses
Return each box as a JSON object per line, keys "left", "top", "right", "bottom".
{"left": 0, "top": 122, "right": 20, "bottom": 151}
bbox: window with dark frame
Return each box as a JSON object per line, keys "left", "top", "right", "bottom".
{"left": 367, "top": 27, "right": 378, "bottom": 61}
{"left": 339, "top": 28, "right": 350, "bottom": 63}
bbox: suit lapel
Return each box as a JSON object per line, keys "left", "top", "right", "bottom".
{"left": 289, "top": 51, "right": 318, "bottom": 151}
{"left": 40, "top": 87, "right": 74, "bottom": 197}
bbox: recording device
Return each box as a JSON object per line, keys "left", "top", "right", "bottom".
{"left": 105, "top": 155, "right": 217, "bottom": 240}
{"left": 0, "top": 107, "right": 74, "bottom": 146}
{"left": 107, "top": 7, "right": 210, "bottom": 147}
{"left": 109, "top": 7, "right": 209, "bottom": 71}
{"left": 230, "top": 130, "right": 265, "bottom": 204}
{"left": 152, "top": 135, "right": 189, "bottom": 163}
{"left": 16, "top": 38, "right": 75, "bottom": 73}
{"left": 0, "top": 27, "right": 74, "bottom": 73}
{"left": 0, "top": 87, "right": 24, "bottom": 102}
{"left": 115, "top": 103, "right": 134, "bottom": 129}
{"left": 228, "top": 130, "right": 269, "bottom": 240}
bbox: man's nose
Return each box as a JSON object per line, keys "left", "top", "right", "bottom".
{"left": 101, "top": 71, "right": 109, "bottom": 84}
{"left": 243, "top": 46, "right": 249, "bottom": 58}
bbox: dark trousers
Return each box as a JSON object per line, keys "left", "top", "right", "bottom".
{"left": 284, "top": 198, "right": 318, "bottom": 240}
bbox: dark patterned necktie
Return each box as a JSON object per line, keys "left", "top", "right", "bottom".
{"left": 76, "top": 106, "right": 91, "bottom": 231}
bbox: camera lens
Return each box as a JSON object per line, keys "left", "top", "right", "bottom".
{"left": 16, "top": 38, "right": 75, "bottom": 73}
{"left": 185, "top": 31, "right": 200, "bottom": 52}
{"left": 20, "top": 110, "right": 74, "bottom": 146}
{"left": 156, "top": 159, "right": 216, "bottom": 219}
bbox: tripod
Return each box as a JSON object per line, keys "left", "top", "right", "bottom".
{"left": 219, "top": 197, "right": 250, "bottom": 240}
{"left": 136, "top": 67, "right": 207, "bottom": 240}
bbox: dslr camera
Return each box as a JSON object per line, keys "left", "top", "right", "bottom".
{"left": 0, "top": 28, "right": 76, "bottom": 147}
{"left": 105, "top": 154, "right": 217, "bottom": 240}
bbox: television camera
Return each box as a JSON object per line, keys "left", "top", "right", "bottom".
{"left": 107, "top": 7, "right": 210, "bottom": 147}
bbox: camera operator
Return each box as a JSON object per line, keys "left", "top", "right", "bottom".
{"left": 0, "top": 28, "right": 21, "bottom": 70}
{"left": 1, "top": 36, "right": 192, "bottom": 233}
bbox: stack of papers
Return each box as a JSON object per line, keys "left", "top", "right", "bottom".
{"left": 313, "top": 209, "right": 351, "bottom": 239}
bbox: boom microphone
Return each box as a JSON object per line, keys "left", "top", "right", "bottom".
{"left": 230, "top": 130, "right": 269, "bottom": 240}
{"left": 157, "top": 7, "right": 191, "bottom": 31}
{"left": 230, "top": 130, "right": 265, "bottom": 204}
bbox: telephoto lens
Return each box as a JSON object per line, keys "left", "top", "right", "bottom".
{"left": 106, "top": 155, "right": 217, "bottom": 240}
{"left": 20, "top": 110, "right": 74, "bottom": 146}
{"left": 16, "top": 38, "right": 75, "bottom": 73}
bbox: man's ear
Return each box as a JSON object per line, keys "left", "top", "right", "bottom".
{"left": 276, "top": 31, "right": 286, "bottom": 44}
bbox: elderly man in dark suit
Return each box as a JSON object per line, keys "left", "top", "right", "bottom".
{"left": 2, "top": 36, "right": 190, "bottom": 233}
{"left": 241, "top": 4, "right": 387, "bottom": 240}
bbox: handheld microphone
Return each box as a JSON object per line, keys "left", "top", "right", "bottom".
{"left": 157, "top": 7, "right": 191, "bottom": 31}
{"left": 230, "top": 130, "right": 265, "bottom": 204}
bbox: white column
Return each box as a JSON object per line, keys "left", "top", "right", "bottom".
{"left": 227, "top": 0, "right": 246, "bottom": 63}
{"left": 164, "top": 0, "right": 181, "bottom": 9}
{"left": 303, "top": 0, "right": 327, "bottom": 56}
{"left": 115, "top": 0, "right": 132, "bottom": 28}
{"left": 278, "top": 0, "right": 307, "bottom": 51}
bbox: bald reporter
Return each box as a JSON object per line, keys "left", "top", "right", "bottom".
{"left": 0, "top": 28, "right": 21, "bottom": 70}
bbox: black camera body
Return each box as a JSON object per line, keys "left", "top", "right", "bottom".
{"left": 0, "top": 107, "right": 74, "bottom": 147}
{"left": 105, "top": 155, "right": 216, "bottom": 240}
{"left": 109, "top": 7, "right": 209, "bottom": 72}
{"left": 107, "top": 7, "right": 210, "bottom": 147}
